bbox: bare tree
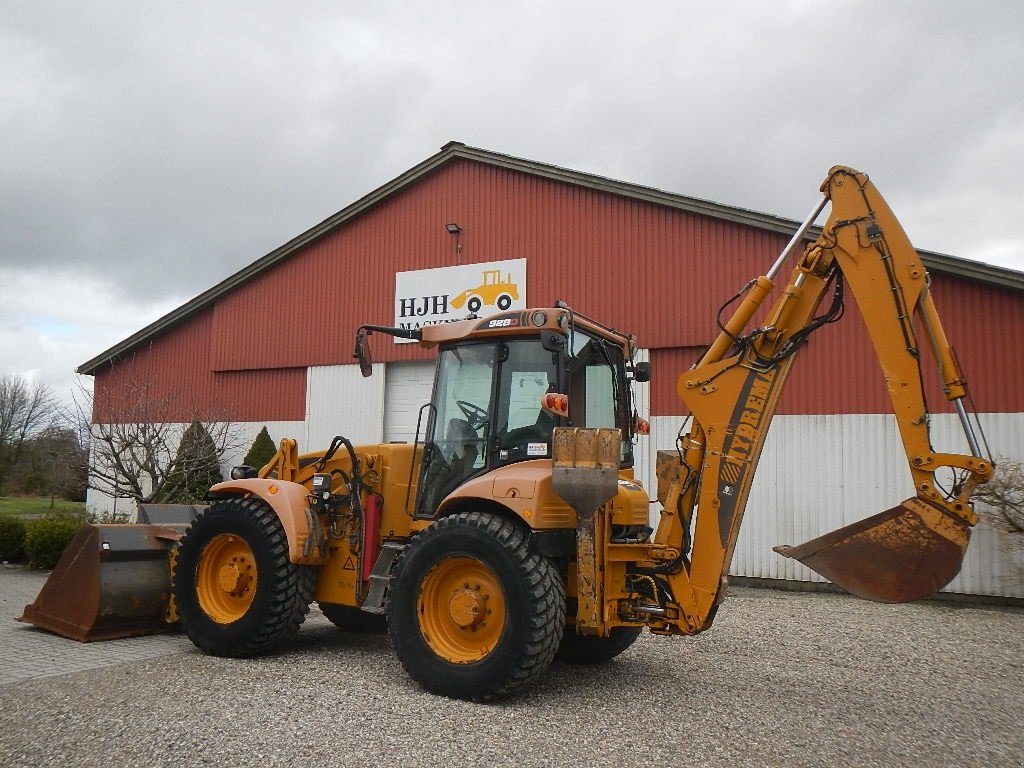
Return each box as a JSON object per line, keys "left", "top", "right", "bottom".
{"left": 14, "top": 426, "right": 88, "bottom": 505}
{"left": 973, "top": 459, "right": 1024, "bottom": 541}
{"left": 75, "top": 371, "right": 243, "bottom": 504}
{"left": 0, "top": 375, "right": 58, "bottom": 493}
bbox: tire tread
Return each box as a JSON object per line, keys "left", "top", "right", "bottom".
{"left": 388, "top": 510, "right": 565, "bottom": 700}
{"left": 174, "top": 497, "right": 314, "bottom": 657}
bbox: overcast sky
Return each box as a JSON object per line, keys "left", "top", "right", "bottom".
{"left": 2, "top": 1, "right": 1022, "bottom": 406}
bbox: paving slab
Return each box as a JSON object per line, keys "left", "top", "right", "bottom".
{"left": 0, "top": 566, "right": 189, "bottom": 685}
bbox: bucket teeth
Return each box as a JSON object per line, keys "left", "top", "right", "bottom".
{"left": 773, "top": 498, "right": 971, "bottom": 603}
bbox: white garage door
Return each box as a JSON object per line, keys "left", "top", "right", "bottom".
{"left": 384, "top": 361, "right": 437, "bottom": 443}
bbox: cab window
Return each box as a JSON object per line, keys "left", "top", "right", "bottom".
{"left": 568, "top": 331, "right": 633, "bottom": 465}
{"left": 494, "top": 340, "right": 559, "bottom": 463}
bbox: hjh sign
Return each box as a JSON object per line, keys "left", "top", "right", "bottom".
{"left": 393, "top": 258, "right": 527, "bottom": 342}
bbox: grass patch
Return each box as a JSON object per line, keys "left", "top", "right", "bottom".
{"left": 0, "top": 497, "right": 86, "bottom": 519}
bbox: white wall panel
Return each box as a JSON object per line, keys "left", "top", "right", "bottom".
{"left": 228, "top": 420, "right": 308, "bottom": 466}
{"left": 627, "top": 349, "right": 655, "bottom": 526}
{"left": 649, "top": 412, "right": 1024, "bottom": 598}
{"left": 935, "top": 412, "right": 1024, "bottom": 597}
{"left": 384, "top": 361, "right": 436, "bottom": 443}
{"left": 306, "top": 363, "right": 385, "bottom": 449}
{"left": 85, "top": 486, "right": 135, "bottom": 519}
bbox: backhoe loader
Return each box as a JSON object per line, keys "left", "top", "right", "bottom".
{"left": 22, "top": 166, "right": 992, "bottom": 700}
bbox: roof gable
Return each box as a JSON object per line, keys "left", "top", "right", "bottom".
{"left": 78, "top": 141, "right": 1024, "bottom": 374}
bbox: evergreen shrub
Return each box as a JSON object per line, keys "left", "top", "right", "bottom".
{"left": 25, "top": 515, "right": 83, "bottom": 570}
{"left": 243, "top": 426, "right": 277, "bottom": 472}
{"left": 0, "top": 516, "right": 27, "bottom": 561}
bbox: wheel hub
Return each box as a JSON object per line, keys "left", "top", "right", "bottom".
{"left": 417, "top": 556, "right": 506, "bottom": 663}
{"left": 217, "top": 563, "right": 250, "bottom": 595}
{"left": 448, "top": 587, "right": 486, "bottom": 628}
{"left": 196, "top": 533, "right": 258, "bottom": 624}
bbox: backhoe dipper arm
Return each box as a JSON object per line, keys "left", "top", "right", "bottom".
{"left": 654, "top": 166, "right": 992, "bottom": 632}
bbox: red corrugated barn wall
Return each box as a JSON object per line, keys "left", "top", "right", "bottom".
{"left": 93, "top": 157, "right": 1024, "bottom": 422}
{"left": 648, "top": 272, "right": 1024, "bottom": 417}
{"left": 92, "top": 308, "right": 306, "bottom": 424}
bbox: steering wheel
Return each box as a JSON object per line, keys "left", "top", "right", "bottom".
{"left": 456, "top": 400, "right": 489, "bottom": 429}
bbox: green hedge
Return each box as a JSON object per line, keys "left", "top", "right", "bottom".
{"left": 25, "top": 515, "right": 84, "bottom": 570}
{"left": 0, "top": 516, "right": 27, "bottom": 561}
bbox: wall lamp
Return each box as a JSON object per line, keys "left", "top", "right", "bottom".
{"left": 445, "top": 223, "right": 463, "bottom": 257}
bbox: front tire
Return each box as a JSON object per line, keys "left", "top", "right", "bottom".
{"left": 387, "top": 511, "right": 565, "bottom": 701}
{"left": 174, "top": 497, "right": 314, "bottom": 657}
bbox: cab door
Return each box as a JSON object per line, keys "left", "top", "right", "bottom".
{"left": 414, "top": 343, "right": 497, "bottom": 517}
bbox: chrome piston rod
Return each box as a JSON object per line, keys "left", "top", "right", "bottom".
{"left": 767, "top": 196, "right": 829, "bottom": 281}
{"left": 954, "top": 398, "right": 984, "bottom": 458}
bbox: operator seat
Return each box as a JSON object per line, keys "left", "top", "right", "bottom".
{"left": 443, "top": 417, "right": 480, "bottom": 485}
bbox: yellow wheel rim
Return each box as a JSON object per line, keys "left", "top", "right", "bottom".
{"left": 196, "top": 533, "right": 258, "bottom": 624}
{"left": 418, "top": 556, "right": 506, "bottom": 663}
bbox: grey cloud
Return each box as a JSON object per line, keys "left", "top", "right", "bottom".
{"left": 1, "top": 0, "right": 1023, "bottom": 402}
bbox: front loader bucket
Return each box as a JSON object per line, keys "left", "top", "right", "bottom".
{"left": 773, "top": 498, "right": 971, "bottom": 603}
{"left": 19, "top": 524, "right": 184, "bottom": 642}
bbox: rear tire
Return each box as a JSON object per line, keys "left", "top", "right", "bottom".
{"left": 556, "top": 625, "right": 643, "bottom": 665}
{"left": 387, "top": 511, "right": 565, "bottom": 701}
{"left": 174, "top": 497, "right": 314, "bottom": 657}
{"left": 319, "top": 603, "right": 387, "bottom": 633}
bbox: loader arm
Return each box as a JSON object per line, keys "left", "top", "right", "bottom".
{"left": 654, "top": 166, "right": 992, "bottom": 631}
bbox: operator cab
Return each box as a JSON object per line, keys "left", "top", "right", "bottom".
{"left": 414, "top": 325, "right": 636, "bottom": 517}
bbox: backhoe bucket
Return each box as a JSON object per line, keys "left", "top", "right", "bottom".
{"left": 773, "top": 498, "right": 971, "bottom": 603}
{"left": 19, "top": 523, "right": 184, "bottom": 642}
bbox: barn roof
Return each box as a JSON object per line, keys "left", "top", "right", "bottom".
{"left": 77, "top": 141, "right": 1024, "bottom": 375}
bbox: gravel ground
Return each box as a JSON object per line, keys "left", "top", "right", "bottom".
{"left": 1, "top": 587, "right": 1021, "bottom": 768}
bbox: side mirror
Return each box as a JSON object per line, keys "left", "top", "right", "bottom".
{"left": 632, "top": 361, "right": 651, "bottom": 383}
{"left": 353, "top": 330, "right": 373, "bottom": 378}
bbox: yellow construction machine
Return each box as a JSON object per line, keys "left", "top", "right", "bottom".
{"left": 21, "top": 166, "right": 992, "bottom": 700}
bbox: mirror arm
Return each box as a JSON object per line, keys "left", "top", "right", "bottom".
{"left": 358, "top": 324, "right": 423, "bottom": 341}
{"left": 353, "top": 325, "right": 424, "bottom": 379}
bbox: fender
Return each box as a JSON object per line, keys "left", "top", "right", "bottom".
{"left": 438, "top": 460, "right": 648, "bottom": 530}
{"left": 208, "top": 478, "right": 327, "bottom": 565}
{"left": 438, "top": 460, "right": 557, "bottom": 528}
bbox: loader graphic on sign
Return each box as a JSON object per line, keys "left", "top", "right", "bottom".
{"left": 450, "top": 269, "right": 520, "bottom": 313}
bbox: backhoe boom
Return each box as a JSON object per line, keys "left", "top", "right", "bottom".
{"left": 651, "top": 166, "right": 992, "bottom": 631}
